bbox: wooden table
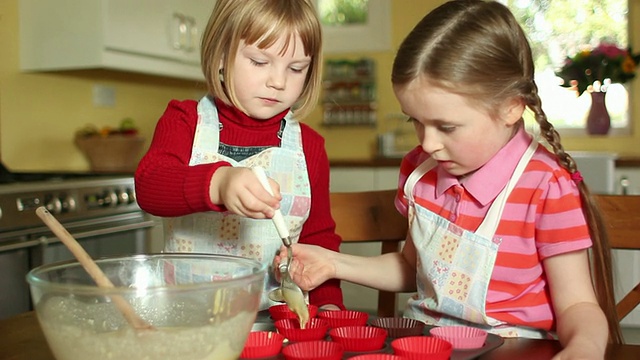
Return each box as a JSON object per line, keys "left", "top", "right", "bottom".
{"left": 1, "top": 311, "right": 639, "bottom": 359}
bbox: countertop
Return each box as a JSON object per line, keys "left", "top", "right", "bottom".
{"left": 330, "top": 155, "right": 640, "bottom": 168}
{"left": 2, "top": 311, "right": 640, "bottom": 360}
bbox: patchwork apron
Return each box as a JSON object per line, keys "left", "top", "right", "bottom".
{"left": 403, "top": 140, "right": 551, "bottom": 338}
{"left": 163, "top": 96, "right": 311, "bottom": 310}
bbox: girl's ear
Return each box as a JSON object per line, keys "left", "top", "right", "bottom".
{"left": 501, "top": 97, "right": 526, "bottom": 126}
{"left": 218, "top": 59, "right": 225, "bottom": 82}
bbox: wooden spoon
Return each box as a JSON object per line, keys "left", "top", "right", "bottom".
{"left": 35, "top": 206, "right": 154, "bottom": 331}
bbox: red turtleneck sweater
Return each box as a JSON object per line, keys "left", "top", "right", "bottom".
{"left": 135, "top": 98, "right": 344, "bottom": 309}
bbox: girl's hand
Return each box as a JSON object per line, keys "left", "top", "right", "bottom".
{"left": 209, "top": 167, "right": 282, "bottom": 218}
{"left": 274, "top": 244, "right": 337, "bottom": 291}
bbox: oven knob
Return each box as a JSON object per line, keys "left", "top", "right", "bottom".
{"left": 45, "top": 196, "right": 63, "bottom": 214}
{"left": 102, "top": 190, "right": 118, "bottom": 207}
{"left": 61, "top": 194, "right": 77, "bottom": 213}
{"left": 117, "top": 189, "right": 129, "bottom": 205}
{"left": 128, "top": 188, "right": 137, "bottom": 204}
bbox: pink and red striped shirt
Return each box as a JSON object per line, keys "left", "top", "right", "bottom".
{"left": 395, "top": 128, "right": 591, "bottom": 330}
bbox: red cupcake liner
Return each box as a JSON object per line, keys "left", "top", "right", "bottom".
{"left": 282, "top": 340, "right": 344, "bottom": 360}
{"left": 370, "top": 317, "right": 425, "bottom": 338}
{"left": 275, "top": 318, "right": 329, "bottom": 342}
{"left": 269, "top": 304, "right": 319, "bottom": 321}
{"left": 429, "top": 325, "right": 488, "bottom": 349}
{"left": 391, "top": 336, "right": 453, "bottom": 360}
{"left": 240, "top": 331, "right": 285, "bottom": 358}
{"left": 328, "top": 325, "right": 388, "bottom": 352}
{"left": 317, "top": 310, "right": 369, "bottom": 328}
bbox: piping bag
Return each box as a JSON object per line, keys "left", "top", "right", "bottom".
{"left": 251, "top": 166, "right": 310, "bottom": 328}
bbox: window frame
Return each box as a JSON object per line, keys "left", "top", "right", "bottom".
{"left": 500, "top": 0, "right": 633, "bottom": 136}
{"left": 316, "top": 0, "right": 391, "bottom": 53}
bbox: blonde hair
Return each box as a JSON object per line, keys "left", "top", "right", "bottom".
{"left": 392, "top": 0, "right": 623, "bottom": 344}
{"left": 200, "top": 0, "right": 322, "bottom": 119}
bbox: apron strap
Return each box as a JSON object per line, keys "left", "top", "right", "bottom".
{"left": 475, "top": 139, "right": 538, "bottom": 238}
{"left": 402, "top": 139, "right": 539, "bottom": 239}
{"left": 403, "top": 158, "right": 437, "bottom": 203}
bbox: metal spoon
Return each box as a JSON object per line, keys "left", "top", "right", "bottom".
{"left": 251, "top": 167, "right": 309, "bottom": 328}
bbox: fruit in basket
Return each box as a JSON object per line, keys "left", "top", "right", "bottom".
{"left": 118, "top": 117, "right": 139, "bottom": 135}
{"left": 74, "top": 117, "right": 145, "bottom": 172}
{"left": 75, "top": 118, "right": 139, "bottom": 138}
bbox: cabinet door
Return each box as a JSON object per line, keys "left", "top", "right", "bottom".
{"left": 330, "top": 168, "right": 375, "bottom": 192}
{"left": 104, "top": 0, "right": 214, "bottom": 65}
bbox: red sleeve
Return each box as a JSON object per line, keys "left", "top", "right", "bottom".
{"left": 134, "top": 100, "right": 231, "bottom": 216}
{"left": 298, "top": 124, "right": 345, "bottom": 310}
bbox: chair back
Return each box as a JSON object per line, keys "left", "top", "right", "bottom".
{"left": 330, "top": 189, "right": 408, "bottom": 317}
{"left": 594, "top": 194, "right": 640, "bottom": 322}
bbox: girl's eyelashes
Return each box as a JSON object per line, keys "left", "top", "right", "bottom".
{"left": 250, "top": 58, "right": 267, "bottom": 67}
{"left": 438, "top": 125, "right": 456, "bottom": 133}
{"left": 248, "top": 58, "right": 307, "bottom": 73}
{"left": 407, "top": 116, "right": 457, "bottom": 133}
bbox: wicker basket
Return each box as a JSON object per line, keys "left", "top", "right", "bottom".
{"left": 75, "top": 135, "right": 145, "bottom": 173}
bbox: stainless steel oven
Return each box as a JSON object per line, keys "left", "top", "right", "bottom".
{"left": 0, "top": 174, "right": 159, "bottom": 320}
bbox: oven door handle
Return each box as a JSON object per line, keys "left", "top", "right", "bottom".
{"left": 0, "top": 219, "right": 159, "bottom": 252}
{"left": 40, "top": 219, "right": 159, "bottom": 244}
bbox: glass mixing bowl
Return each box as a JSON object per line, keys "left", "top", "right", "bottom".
{"left": 27, "top": 253, "right": 267, "bottom": 360}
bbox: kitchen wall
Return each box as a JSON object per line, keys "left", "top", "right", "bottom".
{"left": 315, "top": 0, "right": 640, "bottom": 161}
{"left": 0, "top": 0, "right": 207, "bottom": 171}
{"left": 1, "top": 0, "right": 639, "bottom": 172}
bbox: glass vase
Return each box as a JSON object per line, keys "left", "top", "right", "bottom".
{"left": 586, "top": 91, "right": 611, "bottom": 135}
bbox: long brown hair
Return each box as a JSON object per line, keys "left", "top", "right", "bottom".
{"left": 392, "top": 0, "right": 622, "bottom": 344}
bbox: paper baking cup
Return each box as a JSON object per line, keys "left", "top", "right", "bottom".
{"left": 275, "top": 318, "right": 329, "bottom": 342}
{"left": 370, "top": 317, "right": 425, "bottom": 338}
{"left": 318, "top": 310, "right": 369, "bottom": 328}
{"left": 282, "top": 340, "right": 344, "bottom": 360}
{"left": 391, "top": 336, "right": 453, "bottom": 360}
{"left": 429, "top": 325, "right": 488, "bottom": 349}
{"left": 328, "top": 325, "right": 388, "bottom": 352}
{"left": 240, "top": 331, "right": 285, "bottom": 358}
{"left": 269, "top": 304, "right": 319, "bottom": 321}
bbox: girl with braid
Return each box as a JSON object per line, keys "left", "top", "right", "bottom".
{"left": 277, "top": 1, "right": 622, "bottom": 358}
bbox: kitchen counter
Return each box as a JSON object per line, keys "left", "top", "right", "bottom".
{"left": 331, "top": 155, "right": 640, "bottom": 168}
{"left": 2, "top": 311, "right": 640, "bottom": 359}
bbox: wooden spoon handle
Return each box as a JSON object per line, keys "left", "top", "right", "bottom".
{"left": 35, "top": 207, "right": 153, "bottom": 330}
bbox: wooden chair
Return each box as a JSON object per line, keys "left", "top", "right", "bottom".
{"left": 595, "top": 194, "right": 640, "bottom": 322}
{"left": 330, "top": 189, "right": 408, "bottom": 317}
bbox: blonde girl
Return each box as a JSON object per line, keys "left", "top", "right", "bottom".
{"left": 136, "top": 0, "right": 344, "bottom": 311}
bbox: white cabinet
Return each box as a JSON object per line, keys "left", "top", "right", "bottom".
{"left": 19, "top": 0, "right": 215, "bottom": 80}
{"left": 330, "top": 167, "right": 399, "bottom": 192}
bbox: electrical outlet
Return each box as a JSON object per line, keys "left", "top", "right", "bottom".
{"left": 92, "top": 85, "right": 116, "bottom": 107}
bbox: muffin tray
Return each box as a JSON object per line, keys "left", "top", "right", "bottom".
{"left": 244, "top": 317, "right": 504, "bottom": 360}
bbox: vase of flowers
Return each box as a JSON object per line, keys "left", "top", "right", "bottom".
{"left": 556, "top": 43, "right": 640, "bottom": 135}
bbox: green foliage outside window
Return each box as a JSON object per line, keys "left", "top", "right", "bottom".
{"left": 319, "top": 0, "right": 369, "bottom": 26}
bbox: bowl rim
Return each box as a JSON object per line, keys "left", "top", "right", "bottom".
{"left": 26, "top": 253, "right": 267, "bottom": 294}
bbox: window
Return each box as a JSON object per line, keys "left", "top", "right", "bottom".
{"left": 500, "top": 0, "right": 630, "bottom": 135}
{"left": 316, "top": 0, "right": 391, "bottom": 53}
